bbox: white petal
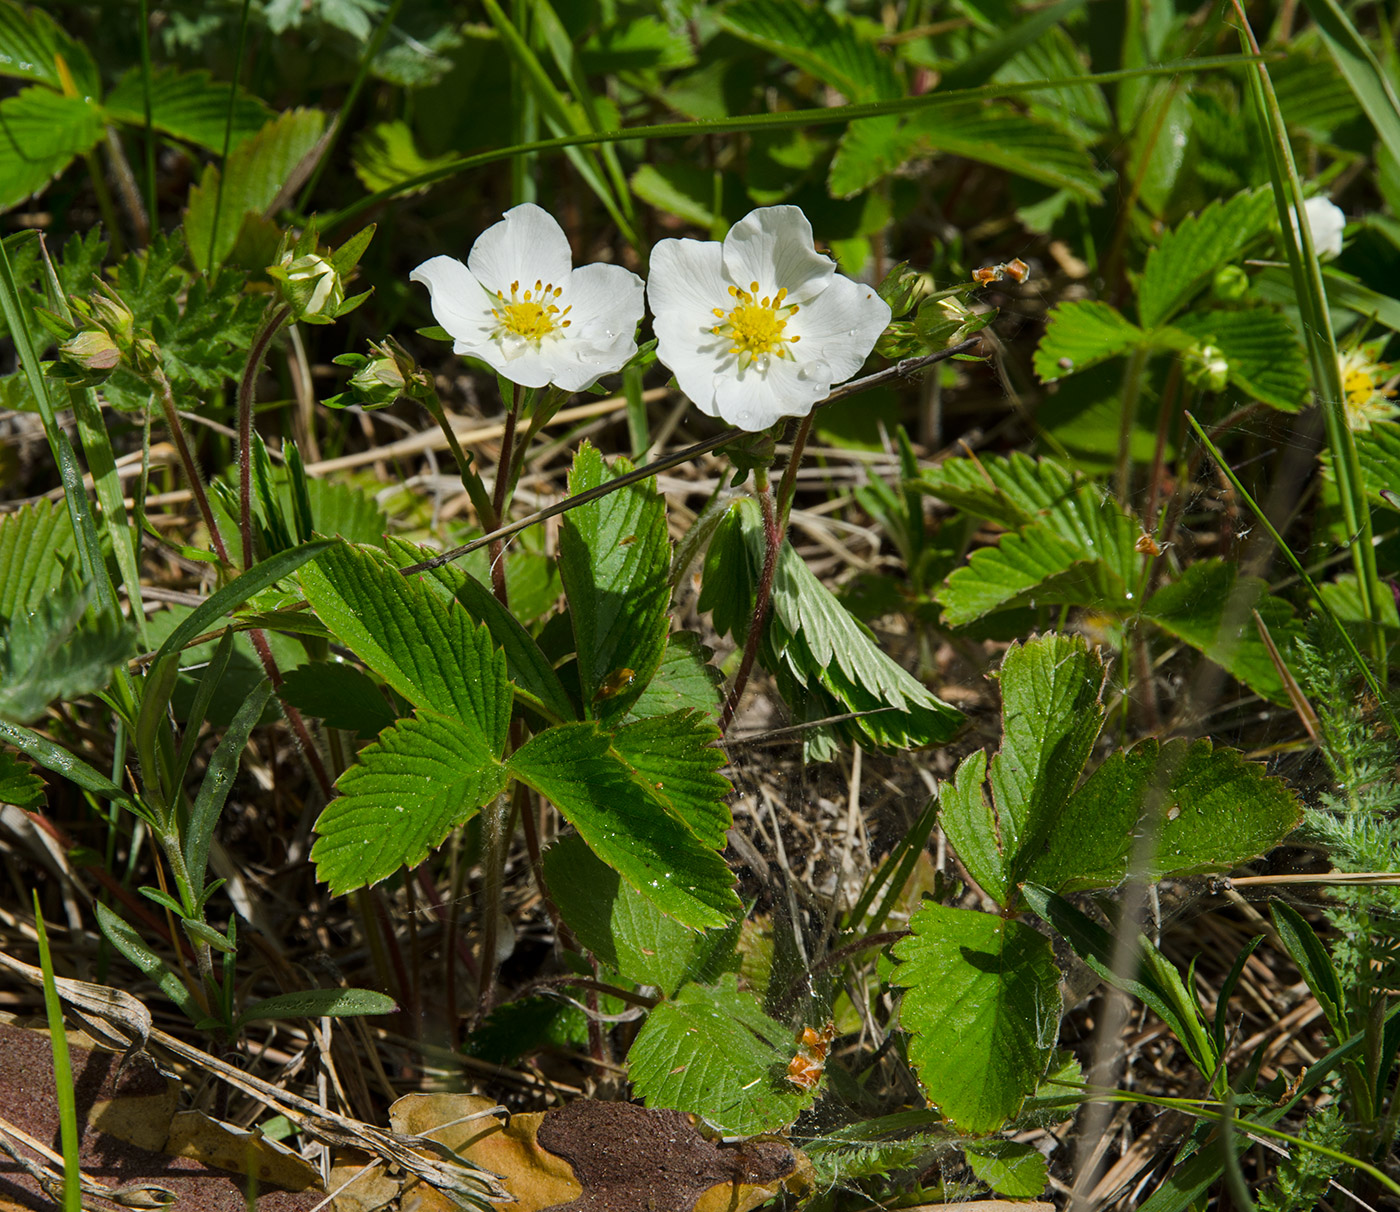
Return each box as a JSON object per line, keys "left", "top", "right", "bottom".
{"left": 409, "top": 255, "right": 496, "bottom": 344}
{"left": 467, "top": 203, "right": 573, "bottom": 295}
{"left": 649, "top": 238, "right": 736, "bottom": 410}
{"left": 563, "top": 262, "right": 645, "bottom": 345}
{"left": 789, "top": 274, "right": 892, "bottom": 384}
{"left": 1302, "top": 195, "right": 1345, "bottom": 260}
{"left": 712, "top": 358, "right": 825, "bottom": 431}
{"left": 722, "top": 205, "right": 834, "bottom": 303}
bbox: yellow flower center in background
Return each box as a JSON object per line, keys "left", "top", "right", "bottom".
{"left": 493, "top": 279, "right": 572, "bottom": 343}
{"left": 1344, "top": 364, "right": 1378, "bottom": 407}
{"left": 711, "top": 282, "right": 801, "bottom": 367}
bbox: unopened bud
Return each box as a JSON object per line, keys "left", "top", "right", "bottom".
{"left": 273, "top": 252, "right": 344, "bottom": 322}
{"left": 1212, "top": 265, "right": 1249, "bottom": 302}
{"left": 58, "top": 329, "right": 121, "bottom": 382}
{"left": 1185, "top": 343, "right": 1229, "bottom": 392}
{"left": 90, "top": 285, "right": 135, "bottom": 345}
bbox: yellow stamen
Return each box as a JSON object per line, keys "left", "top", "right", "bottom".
{"left": 710, "top": 278, "right": 801, "bottom": 366}
{"left": 490, "top": 280, "right": 570, "bottom": 343}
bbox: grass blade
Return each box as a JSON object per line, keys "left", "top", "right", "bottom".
{"left": 1233, "top": 1, "right": 1384, "bottom": 675}
{"left": 208, "top": 0, "right": 253, "bottom": 274}
{"left": 1302, "top": 0, "right": 1400, "bottom": 166}
{"left": 323, "top": 55, "right": 1261, "bottom": 228}
{"left": 33, "top": 896, "right": 82, "bottom": 1212}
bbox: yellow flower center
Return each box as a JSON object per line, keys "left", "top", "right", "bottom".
{"left": 711, "top": 282, "right": 801, "bottom": 368}
{"left": 492, "top": 279, "right": 572, "bottom": 343}
{"left": 1345, "top": 364, "right": 1378, "bottom": 407}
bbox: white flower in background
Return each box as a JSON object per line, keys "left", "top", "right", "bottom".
{"left": 1339, "top": 346, "right": 1398, "bottom": 432}
{"left": 647, "top": 205, "right": 892, "bottom": 431}
{"left": 410, "top": 204, "right": 644, "bottom": 392}
{"left": 1293, "top": 195, "right": 1346, "bottom": 261}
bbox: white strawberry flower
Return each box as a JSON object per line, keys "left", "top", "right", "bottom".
{"left": 410, "top": 203, "right": 645, "bottom": 392}
{"left": 646, "top": 205, "right": 892, "bottom": 431}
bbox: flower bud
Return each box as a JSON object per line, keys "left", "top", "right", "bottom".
{"left": 1185, "top": 343, "right": 1229, "bottom": 393}
{"left": 273, "top": 251, "right": 344, "bottom": 323}
{"left": 1211, "top": 265, "right": 1249, "bottom": 302}
{"left": 90, "top": 283, "right": 135, "bottom": 345}
{"left": 57, "top": 329, "right": 121, "bottom": 382}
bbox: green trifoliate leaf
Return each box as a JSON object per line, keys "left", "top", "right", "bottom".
{"left": 351, "top": 120, "right": 455, "bottom": 195}
{"left": 543, "top": 834, "right": 738, "bottom": 996}
{"left": 313, "top": 708, "right": 510, "bottom": 895}
{"left": 627, "top": 973, "right": 815, "bottom": 1135}
{"left": 1033, "top": 301, "right": 1145, "bottom": 383}
{"left": 558, "top": 442, "right": 672, "bottom": 724}
{"left": 299, "top": 540, "right": 511, "bottom": 738}
{"left": 1137, "top": 188, "right": 1276, "bottom": 328}
{"left": 1355, "top": 420, "right": 1400, "bottom": 508}
{"left": 507, "top": 722, "right": 740, "bottom": 929}
{"left": 894, "top": 902, "right": 1061, "bottom": 1134}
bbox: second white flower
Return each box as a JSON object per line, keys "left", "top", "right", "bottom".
{"left": 647, "top": 205, "right": 892, "bottom": 431}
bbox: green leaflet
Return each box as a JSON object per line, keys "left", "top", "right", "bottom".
{"left": 391, "top": 538, "right": 576, "bottom": 724}
{"left": 904, "top": 101, "right": 1108, "bottom": 200}
{"left": 0, "top": 0, "right": 98, "bottom": 92}
{"left": 718, "top": 0, "right": 900, "bottom": 102}
{"left": 610, "top": 710, "right": 732, "bottom": 850}
{"left": 313, "top": 708, "right": 510, "bottom": 894}
{"left": 351, "top": 120, "right": 455, "bottom": 195}
{"left": 893, "top": 902, "right": 1062, "bottom": 1134}
{"left": 0, "top": 578, "right": 135, "bottom": 725}
{"left": 0, "top": 500, "right": 76, "bottom": 617}
{"left": 299, "top": 541, "right": 512, "bottom": 738}
{"left": 184, "top": 108, "right": 327, "bottom": 272}
{"left": 0, "top": 87, "right": 101, "bottom": 212}
{"left": 558, "top": 442, "right": 671, "bottom": 724}
{"left": 278, "top": 661, "right": 397, "bottom": 740}
{"left": 1142, "top": 558, "right": 1298, "bottom": 703}
{"left": 1020, "top": 737, "right": 1303, "bottom": 892}
{"left": 1136, "top": 187, "right": 1276, "bottom": 327}
{"left": 627, "top": 973, "right": 815, "bottom": 1134}
{"left": 935, "top": 523, "right": 1136, "bottom": 625}
{"left": 964, "top": 1141, "right": 1049, "bottom": 1199}
{"left": 507, "top": 722, "right": 740, "bottom": 929}
{"left": 1033, "top": 300, "right": 1146, "bottom": 382}
{"left": 104, "top": 67, "right": 271, "bottom": 152}
{"left": 625, "top": 632, "right": 723, "bottom": 723}
{"left": 0, "top": 748, "right": 42, "bottom": 808}
{"left": 705, "top": 497, "right": 962, "bottom": 751}
{"left": 543, "top": 834, "right": 737, "bottom": 996}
